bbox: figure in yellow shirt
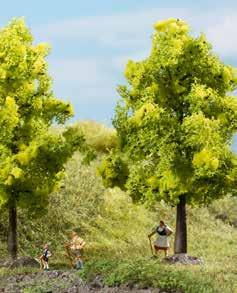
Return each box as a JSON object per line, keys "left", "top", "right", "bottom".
{"left": 65, "top": 231, "right": 86, "bottom": 269}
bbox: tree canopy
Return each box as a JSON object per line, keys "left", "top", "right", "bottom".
{"left": 99, "top": 18, "right": 237, "bottom": 206}
{"left": 0, "top": 18, "right": 87, "bottom": 216}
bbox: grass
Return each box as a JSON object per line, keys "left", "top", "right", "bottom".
{"left": 0, "top": 266, "right": 38, "bottom": 277}
{"left": 77, "top": 201, "right": 237, "bottom": 292}
{"left": 0, "top": 152, "right": 237, "bottom": 292}
{"left": 80, "top": 258, "right": 229, "bottom": 293}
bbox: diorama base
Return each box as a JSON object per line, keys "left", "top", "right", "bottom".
{"left": 164, "top": 253, "right": 204, "bottom": 265}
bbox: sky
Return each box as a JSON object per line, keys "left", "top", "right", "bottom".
{"left": 1, "top": 0, "right": 237, "bottom": 128}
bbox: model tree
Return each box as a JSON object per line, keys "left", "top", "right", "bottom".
{"left": 99, "top": 18, "right": 237, "bottom": 254}
{"left": 0, "top": 19, "right": 88, "bottom": 259}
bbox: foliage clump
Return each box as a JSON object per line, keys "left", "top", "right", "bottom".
{"left": 99, "top": 18, "right": 237, "bottom": 207}
{"left": 0, "top": 18, "right": 90, "bottom": 258}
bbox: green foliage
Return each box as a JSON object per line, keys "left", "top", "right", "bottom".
{"left": 15, "top": 153, "right": 105, "bottom": 258}
{"left": 0, "top": 150, "right": 156, "bottom": 260}
{"left": 0, "top": 128, "right": 236, "bottom": 291}
{"left": 0, "top": 19, "right": 86, "bottom": 215}
{"left": 98, "top": 152, "right": 129, "bottom": 190}
{"left": 80, "top": 199, "right": 237, "bottom": 293}
{"left": 209, "top": 195, "right": 237, "bottom": 227}
{"left": 78, "top": 120, "right": 118, "bottom": 153}
{"left": 82, "top": 259, "right": 220, "bottom": 293}
{"left": 100, "top": 18, "right": 237, "bottom": 207}
{"left": 85, "top": 188, "right": 156, "bottom": 259}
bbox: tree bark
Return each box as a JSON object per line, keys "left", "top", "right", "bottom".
{"left": 8, "top": 200, "right": 17, "bottom": 259}
{"left": 174, "top": 194, "right": 187, "bottom": 254}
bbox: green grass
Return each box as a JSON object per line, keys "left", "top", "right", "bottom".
{"left": 0, "top": 152, "right": 237, "bottom": 292}
{"left": 80, "top": 199, "right": 237, "bottom": 293}
{"left": 79, "top": 257, "right": 236, "bottom": 293}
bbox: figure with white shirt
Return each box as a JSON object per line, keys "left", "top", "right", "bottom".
{"left": 148, "top": 220, "right": 173, "bottom": 257}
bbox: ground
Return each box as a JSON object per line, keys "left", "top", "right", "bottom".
{"left": 0, "top": 269, "right": 175, "bottom": 293}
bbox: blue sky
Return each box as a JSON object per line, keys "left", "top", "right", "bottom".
{"left": 1, "top": 0, "right": 237, "bottom": 127}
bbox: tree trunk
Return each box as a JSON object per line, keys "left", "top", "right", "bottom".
{"left": 174, "top": 194, "right": 187, "bottom": 254}
{"left": 8, "top": 200, "right": 17, "bottom": 259}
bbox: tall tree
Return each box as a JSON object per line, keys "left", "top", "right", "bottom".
{"left": 0, "top": 19, "right": 88, "bottom": 259}
{"left": 99, "top": 18, "right": 237, "bottom": 254}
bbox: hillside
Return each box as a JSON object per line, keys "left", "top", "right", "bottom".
{"left": 0, "top": 137, "right": 237, "bottom": 292}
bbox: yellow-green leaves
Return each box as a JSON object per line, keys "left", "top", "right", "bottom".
{"left": 35, "top": 42, "right": 51, "bottom": 56}
{"left": 154, "top": 18, "right": 189, "bottom": 34}
{"left": 125, "top": 60, "right": 146, "bottom": 88}
{"left": 98, "top": 152, "right": 128, "bottom": 190}
{"left": 0, "top": 68, "right": 6, "bottom": 79}
{"left": 154, "top": 18, "right": 177, "bottom": 31}
{"left": 130, "top": 102, "right": 163, "bottom": 125}
{"left": 0, "top": 96, "right": 19, "bottom": 144}
{"left": 0, "top": 19, "right": 31, "bottom": 82}
{"left": 182, "top": 112, "right": 221, "bottom": 148}
{"left": 193, "top": 149, "right": 219, "bottom": 172}
{"left": 78, "top": 120, "right": 118, "bottom": 153}
{"left": 103, "top": 18, "right": 237, "bottom": 206}
{"left": 5, "top": 175, "right": 14, "bottom": 186}
{"left": 15, "top": 142, "right": 38, "bottom": 166}
{"left": 0, "top": 19, "right": 86, "bottom": 211}
{"left": 11, "top": 167, "right": 24, "bottom": 179}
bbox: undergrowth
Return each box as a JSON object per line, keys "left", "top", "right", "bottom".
{"left": 0, "top": 145, "right": 236, "bottom": 292}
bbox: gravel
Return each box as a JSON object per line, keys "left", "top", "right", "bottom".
{"left": 164, "top": 253, "right": 204, "bottom": 265}
{"left": 0, "top": 270, "right": 170, "bottom": 292}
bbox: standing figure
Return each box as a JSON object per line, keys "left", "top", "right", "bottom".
{"left": 148, "top": 220, "right": 173, "bottom": 257}
{"left": 39, "top": 243, "right": 52, "bottom": 270}
{"left": 65, "top": 231, "right": 86, "bottom": 269}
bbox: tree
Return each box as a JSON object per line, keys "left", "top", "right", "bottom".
{"left": 0, "top": 19, "right": 88, "bottom": 259}
{"left": 99, "top": 18, "right": 237, "bottom": 254}
{"left": 77, "top": 120, "right": 118, "bottom": 153}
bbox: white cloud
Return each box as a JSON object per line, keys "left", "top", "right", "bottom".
{"left": 48, "top": 58, "right": 112, "bottom": 86}
{"left": 34, "top": 8, "right": 237, "bottom": 58}
{"left": 34, "top": 8, "right": 189, "bottom": 47}
{"left": 33, "top": 8, "right": 237, "bottom": 63}
{"left": 48, "top": 57, "right": 120, "bottom": 107}
{"left": 111, "top": 50, "right": 150, "bottom": 72}
{"left": 49, "top": 53, "right": 151, "bottom": 104}
{"left": 36, "top": 7, "right": 237, "bottom": 122}
{"left": 205, "top": 14, "right": 237, "bottom": 56}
